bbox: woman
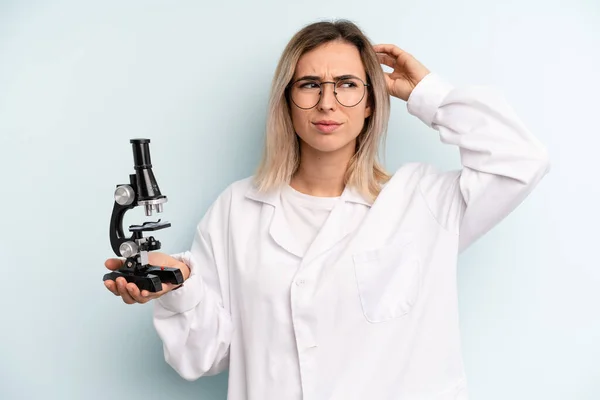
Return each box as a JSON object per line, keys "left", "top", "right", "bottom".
{"left": 104, "top": 20, "right": 549, "bottom": 400}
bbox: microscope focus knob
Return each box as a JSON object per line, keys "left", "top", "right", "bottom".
{"left": 119, "top": 241, "right": 139, "bottom": 258}
{"left": 114, "top": 185, "right": 135, "bottom": 206}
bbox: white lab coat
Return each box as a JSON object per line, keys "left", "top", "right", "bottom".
{"left": 153, "top": 73, "right": 550, "bottom": 400}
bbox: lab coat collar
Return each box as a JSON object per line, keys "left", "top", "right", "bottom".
{"left": 244, "top": 182, "right": 372, "bottom": 207}
{"left": 245, "top": 181, "right": 372, "bottom": 260}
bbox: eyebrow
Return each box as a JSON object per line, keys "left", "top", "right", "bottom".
{"left": 294, "top": 74, "right": 362, "bottom": 81}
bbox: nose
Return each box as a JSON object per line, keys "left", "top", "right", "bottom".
{"left": 317, "top": 82, "right": 337, "bottom": 111}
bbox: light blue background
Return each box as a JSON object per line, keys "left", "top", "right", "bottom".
{"left": 1, "top": 1, "right": 598, "bottom": 399}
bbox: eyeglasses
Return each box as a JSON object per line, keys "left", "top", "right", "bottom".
{"left": 288, "top": 76, "right": 369, "bottom": 109}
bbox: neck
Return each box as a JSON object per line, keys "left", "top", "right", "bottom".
{"left": 290, "top": 140, "right": 355, "bottom": 197}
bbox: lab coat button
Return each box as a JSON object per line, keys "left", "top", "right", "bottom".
{"left": 295, "top": 279, "right": 305, "bottom": 286}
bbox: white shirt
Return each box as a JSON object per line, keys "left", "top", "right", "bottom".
{"left": 152, "top": 72, "right": 550, "bottom": 400}
{"left": 280, "top": 184, "right": 340, "bottom": 256}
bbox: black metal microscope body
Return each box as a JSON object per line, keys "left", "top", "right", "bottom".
{"left": 103, "top": 139, "right": 184, "bottom": 292}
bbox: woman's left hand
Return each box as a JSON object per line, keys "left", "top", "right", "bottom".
{"left": 373, "top": 44, "right": 431, "bottom": 102}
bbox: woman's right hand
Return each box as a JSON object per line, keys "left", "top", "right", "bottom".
{"left": 104, "top": 252, "right": 190, "bottom": 304}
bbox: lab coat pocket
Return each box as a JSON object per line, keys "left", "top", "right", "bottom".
{"left": 352, "top": 234, "right": 421, "bottom": 323}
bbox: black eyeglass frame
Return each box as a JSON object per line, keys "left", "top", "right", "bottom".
{"left": 286, "top": 76, "right": 370, "bottom": 109}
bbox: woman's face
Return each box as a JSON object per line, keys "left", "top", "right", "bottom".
{"left": 289, "top": 41, "right": 372, "bottom": 156}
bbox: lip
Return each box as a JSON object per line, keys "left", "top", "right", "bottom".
{"left": 312, "top": 120, "right": 342, "bottom": 133}
{"left": 313, "top": 120, "right": 341, "bottom": 125}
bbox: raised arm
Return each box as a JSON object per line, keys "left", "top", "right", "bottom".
{"left": 408, "top": 73, "right": 550, "bottom": 252}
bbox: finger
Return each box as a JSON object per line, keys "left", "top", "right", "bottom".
{"left": 104, "top": 280, "right": 119, "bottom": 296}
{"left": 126, "top": 283, "right": 148, "bottom": 304}
{"left": 116, "top": 277, "right": 137, "bottom": 304}
{"left": 163, "top": 283, "right": 176, "bottom": 291}
{"left": 382, "top": 72, "right": 394, "bottom": 87}
{"left": 150, "top": 283, "right": 174, "bottom": 298}
{"left": 105, "top": 258, "right": 124, "bottom": 271}
{"left": 377, "top": 53, "right": 396, "bottom": 69}
{"left": 373, "top": 44, "right": 409, "bottom": 59}
{"left": 139, "top": 282, "right": 168, "bottom": 300}
{"left": 155, "top": 283, "right": 182, "bottom": 300}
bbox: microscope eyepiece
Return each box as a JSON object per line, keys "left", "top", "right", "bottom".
{"left": 131, "top": 138, "right": 152, "bottom": 168}
{"left": 129, "top": 139, "right": 167, "bottom": 214}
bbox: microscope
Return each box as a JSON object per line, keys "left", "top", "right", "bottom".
{"left": 103, "top": 139, "right": 184, "bottom": 292}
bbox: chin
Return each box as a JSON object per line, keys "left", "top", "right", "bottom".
{"left": 302, "top": 134, "right": 355, "bottom": 154}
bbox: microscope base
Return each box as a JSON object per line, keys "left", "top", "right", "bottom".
{"left": 103, "top": 266, "right": 184, "bottom": 293}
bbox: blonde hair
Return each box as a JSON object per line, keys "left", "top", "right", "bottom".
{"left": 253, "top": 19, "right": 391, "bottom": 202}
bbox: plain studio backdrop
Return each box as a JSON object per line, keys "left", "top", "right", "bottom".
{"left": 0, "top": 1, "right": 598, "bottom": 399}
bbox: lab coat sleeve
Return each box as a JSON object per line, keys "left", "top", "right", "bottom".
{"left": 152, "top": 185, "right": 234, "bottom": 380}
{"left": 407, "top": 73, "right": 550, "bottom": 253}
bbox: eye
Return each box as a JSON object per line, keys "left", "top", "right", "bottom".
{"left": 337, "top": 79, "right": 359, "bottom": 89}
{"left": 298, "top": 81, "right": 320, "bottom": 89}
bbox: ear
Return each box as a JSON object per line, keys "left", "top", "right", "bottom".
{"left": 364, "top": 91, "right": 373, "bottom": 118}
{"left": 364, "top": 99, "right": 373, "bottom": 118}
